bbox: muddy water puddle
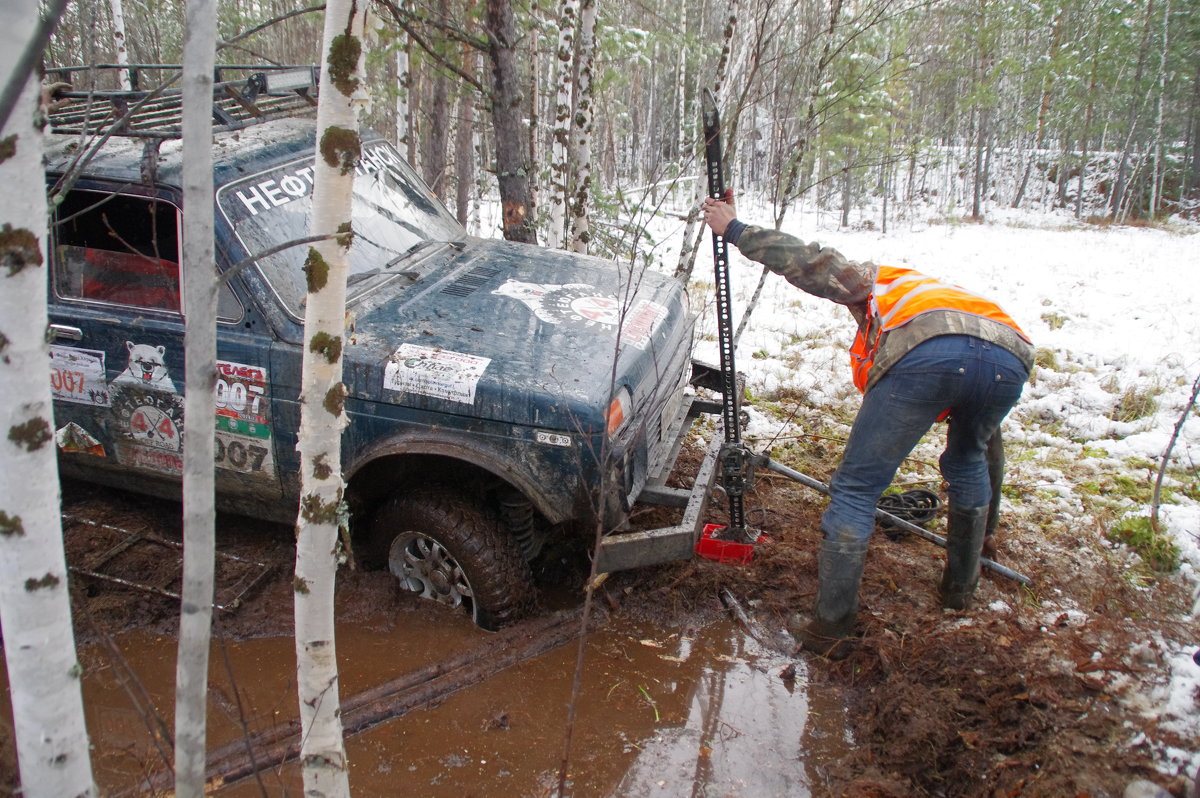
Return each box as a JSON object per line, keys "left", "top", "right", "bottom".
{"left": 65, "top": 597, "right": 854, "bottom": 797}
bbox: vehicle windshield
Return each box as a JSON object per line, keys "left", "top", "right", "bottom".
{"left": 217, "top": 139, "right": 463, "bottom": 317}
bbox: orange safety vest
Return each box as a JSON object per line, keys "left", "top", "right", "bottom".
{"left": 849, "top": 266, "right": 1029, "bottom": 392}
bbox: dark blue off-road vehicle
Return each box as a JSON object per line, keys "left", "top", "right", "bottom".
{"left": 43, "top": 65, "right": 722, "bottom": 628}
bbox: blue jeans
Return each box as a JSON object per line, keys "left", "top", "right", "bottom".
{"left": 822, "top": 335, "right": 1028, "bottom": 545}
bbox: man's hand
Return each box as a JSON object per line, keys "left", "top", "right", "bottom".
{"left": 701, "top": 194, "right": 737, "bottom": 236}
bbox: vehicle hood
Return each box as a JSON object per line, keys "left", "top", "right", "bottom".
{"left": 342, "top": 237, "right": 692, "bottom": 432}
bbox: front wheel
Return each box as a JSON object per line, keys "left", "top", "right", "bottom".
{"left": 368, "top": 486, "right": 535, "bottom": 630}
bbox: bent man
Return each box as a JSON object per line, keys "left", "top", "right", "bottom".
{"left": 702, "top": 197, "right": 1032, "bottom": 659}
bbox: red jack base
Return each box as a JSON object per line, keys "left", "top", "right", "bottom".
{"left": 694, "top": 523, "right": 768, "bottom": 564}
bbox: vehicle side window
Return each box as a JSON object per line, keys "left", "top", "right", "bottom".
{"left": 53, "top": 191, "right": 182, "bottom": 313}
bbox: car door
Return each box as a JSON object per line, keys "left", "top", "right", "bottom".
{"left": 47, "top": 182, "right": 281, "bottom": 503}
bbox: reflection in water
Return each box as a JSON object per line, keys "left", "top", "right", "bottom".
{"left": 612, "top": 624, "right": 814, "bottom": 797}
{"left": 45, "top": 605, "right": 850, "bottom": 796}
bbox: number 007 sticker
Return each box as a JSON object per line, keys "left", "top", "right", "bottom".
{"left": 214, "top": 431, "right": 274, "bottom": 477}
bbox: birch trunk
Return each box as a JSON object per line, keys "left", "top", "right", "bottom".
{"left": 109, "top": 0, "right": 132, "bottom": 89}
{"left": 395, "top": 15, "right": 410, "bottom": 152}
{"left": 1149, "top": 0, "right": 1170, "bottom": 217}
{"left": 566, "top": 0, "right": 596, "bottom": 254}
{"left": 546, "top": 0, "right": 578, "bottom": 249}
{"left": 294, "top": 1, "right": 366, "bottom": 794}
{"left": 173, "top": 0, "right": 218, "bottom": 795}
{"left": 0, "top": 3, "right": 96, "bottom": 794}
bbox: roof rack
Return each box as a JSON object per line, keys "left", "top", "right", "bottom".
{"left": 44, "top": 64, "right": 320, "bottom": 138}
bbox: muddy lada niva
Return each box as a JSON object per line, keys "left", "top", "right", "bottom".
{"left": 42, "top": 65, "right": 723, "bottom": 628}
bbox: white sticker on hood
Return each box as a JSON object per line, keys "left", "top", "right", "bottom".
{"left": 492, "top": 279, "right": 668, "bottom": 350}
{"left": 384, "top": 344, "right": 490, "bottom": 404}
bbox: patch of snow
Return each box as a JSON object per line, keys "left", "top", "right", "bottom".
{"left": 639, "top": 199, "right": 1200, "bottom": 784}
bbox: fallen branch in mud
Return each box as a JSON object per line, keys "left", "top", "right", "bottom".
{"left": 719, "top": 588, "right": 795, "bottom": 656}
{"left": 135, "top": 608, "right": 601, "bottom": 794}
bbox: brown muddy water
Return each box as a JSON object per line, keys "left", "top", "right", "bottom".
{"left": 59, "top": 600, "right": 850, "bottom": 797}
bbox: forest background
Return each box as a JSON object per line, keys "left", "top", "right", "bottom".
{"left": 45, "top": 0, "right": 1200, "bottom": 258}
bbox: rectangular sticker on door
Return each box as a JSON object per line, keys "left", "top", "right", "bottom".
{"left": 49, "top": 346, "right": 110, "bottom": 406}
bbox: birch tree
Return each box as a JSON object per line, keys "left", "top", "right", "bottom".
{"left": 566, "top": 0, "right": 597, "bottom": 253}
{"left": 109, "top": 0, "right": 132, "bottom": 89}
{"left": 0, "top": 2, "right": 96, "bottom": 795}
{"left": 394, "top": 1, "right": 411, "bottom": 152}
{"left": 294, "top": 1, "right": 367, "bottom": 793}
{"left": 546, "top": 0, "right": 579, "bottom": 249}
{"left": 173, "top": 0, "right": 219, "bottom": 794}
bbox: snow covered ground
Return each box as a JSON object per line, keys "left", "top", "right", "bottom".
{"left": 476, "top": 195, "right": 1199, "bottom": 783}
{"left": 666, "top": 202, "right": 1200, "bottom": 785}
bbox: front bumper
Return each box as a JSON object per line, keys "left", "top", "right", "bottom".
{"left": 593, "top": 362, "right": 726, "bottom": 573}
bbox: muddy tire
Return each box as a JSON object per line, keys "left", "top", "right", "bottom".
{"left": 368, "top": 486, "right": 535, "bottom": 631}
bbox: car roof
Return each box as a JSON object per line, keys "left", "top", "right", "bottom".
{"left": 44, "top": 117, "right": 321, "bottom": 191}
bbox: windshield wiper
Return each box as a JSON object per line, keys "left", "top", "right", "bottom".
{"left": 347, "top": 267, "right": 420, "bottom": 287}
{"left": 346, "top": 242, "right": 430, "bottom": 286}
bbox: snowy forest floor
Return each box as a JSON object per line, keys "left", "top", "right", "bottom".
{"left": 4, "top": 211, "right": 1198, "bottom": 797}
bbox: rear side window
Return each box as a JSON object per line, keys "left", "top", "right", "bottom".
{"left": 53, "top": 191, "right": 182, "bottom": 313}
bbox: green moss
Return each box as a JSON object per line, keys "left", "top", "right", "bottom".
{"left": 0, "top": 223, "right": 42, "bottom": 277}
{"left": 324, "top": 382, "right": 347, "bottom": 416}
{"left": 9, "top": 418, "right": 51, "bottom": 451}
{"left": 294, "top": 576, "right": 310, "bottom": 594}
{"left": 25, "top": 573, "right": 60, "bottom": 591}
{"left": 300, "top": 492, "right": 341, "bottom": 525}
{"left": 1104, "top": 473, "right": 1154, "bottom": 502}
{"left": 319, "top": 125, "right": 361, "bottom": 175}
{"left": 1104, "top": 516, "right": 1180, "bottom": 573}
{"left": 312, "top": 453, "right": 333, "bottom": 480}
{"left": 303, "top": 247, "right": 329, "bottom": 293}
{"left": 0, "top": 511, "right": 25, "bottom": 537}
{"left": 309, "top": 332, "right": 343, "bottom": 364}
{"left": 0, "top": 135, "right": 15, "bottom": 164}
{"left": 335, "top": 221, "right": 354, "bottom": 249}
{"left": 327, "top": 33, "right": 362, "bottom": 98}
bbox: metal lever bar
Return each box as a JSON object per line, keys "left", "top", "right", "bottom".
{"left": 758, "top": 456, "right": 1031, "bottom": 585}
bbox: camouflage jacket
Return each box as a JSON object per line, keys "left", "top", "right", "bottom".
{"left": 729, "top": 224, "right": 1035, "bottom": 392}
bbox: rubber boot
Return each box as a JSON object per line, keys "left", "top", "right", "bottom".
{"left": 792, "top": 538, "right": 868, "bottom": 660}
{"left": 940, "top": 505, "right": 989, "bottom": 610}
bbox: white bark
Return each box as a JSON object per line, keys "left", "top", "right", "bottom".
{"left": 546, "top": 0, "right": 578, "bottom": 250}
{"left": 294, "top": 1, "right": 366, "bottom": 794}
{"left": 173, "top": 0, "right": 218, "bottom": 795}
{"left": 675, "top": 0, "right": 688, "bottom": 163}
{"left": 394, "top": 7, "right": 410, "bottom": 152}
{"left": 567, "top": 0, "right": 596, "bottom": 254}
{"left": 0, "top": 3, "right": 96, "bottom": 795}
{"left": 109, "top": 0, "right": 132, "bottom": 90}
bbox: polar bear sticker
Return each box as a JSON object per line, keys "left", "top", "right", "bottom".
{"left": 113, "top": 341, "right": 176, "bottom": 392}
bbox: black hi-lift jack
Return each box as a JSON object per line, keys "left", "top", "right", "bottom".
{"left": 702, "top": 88, "right": 758, "bottom": 545}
